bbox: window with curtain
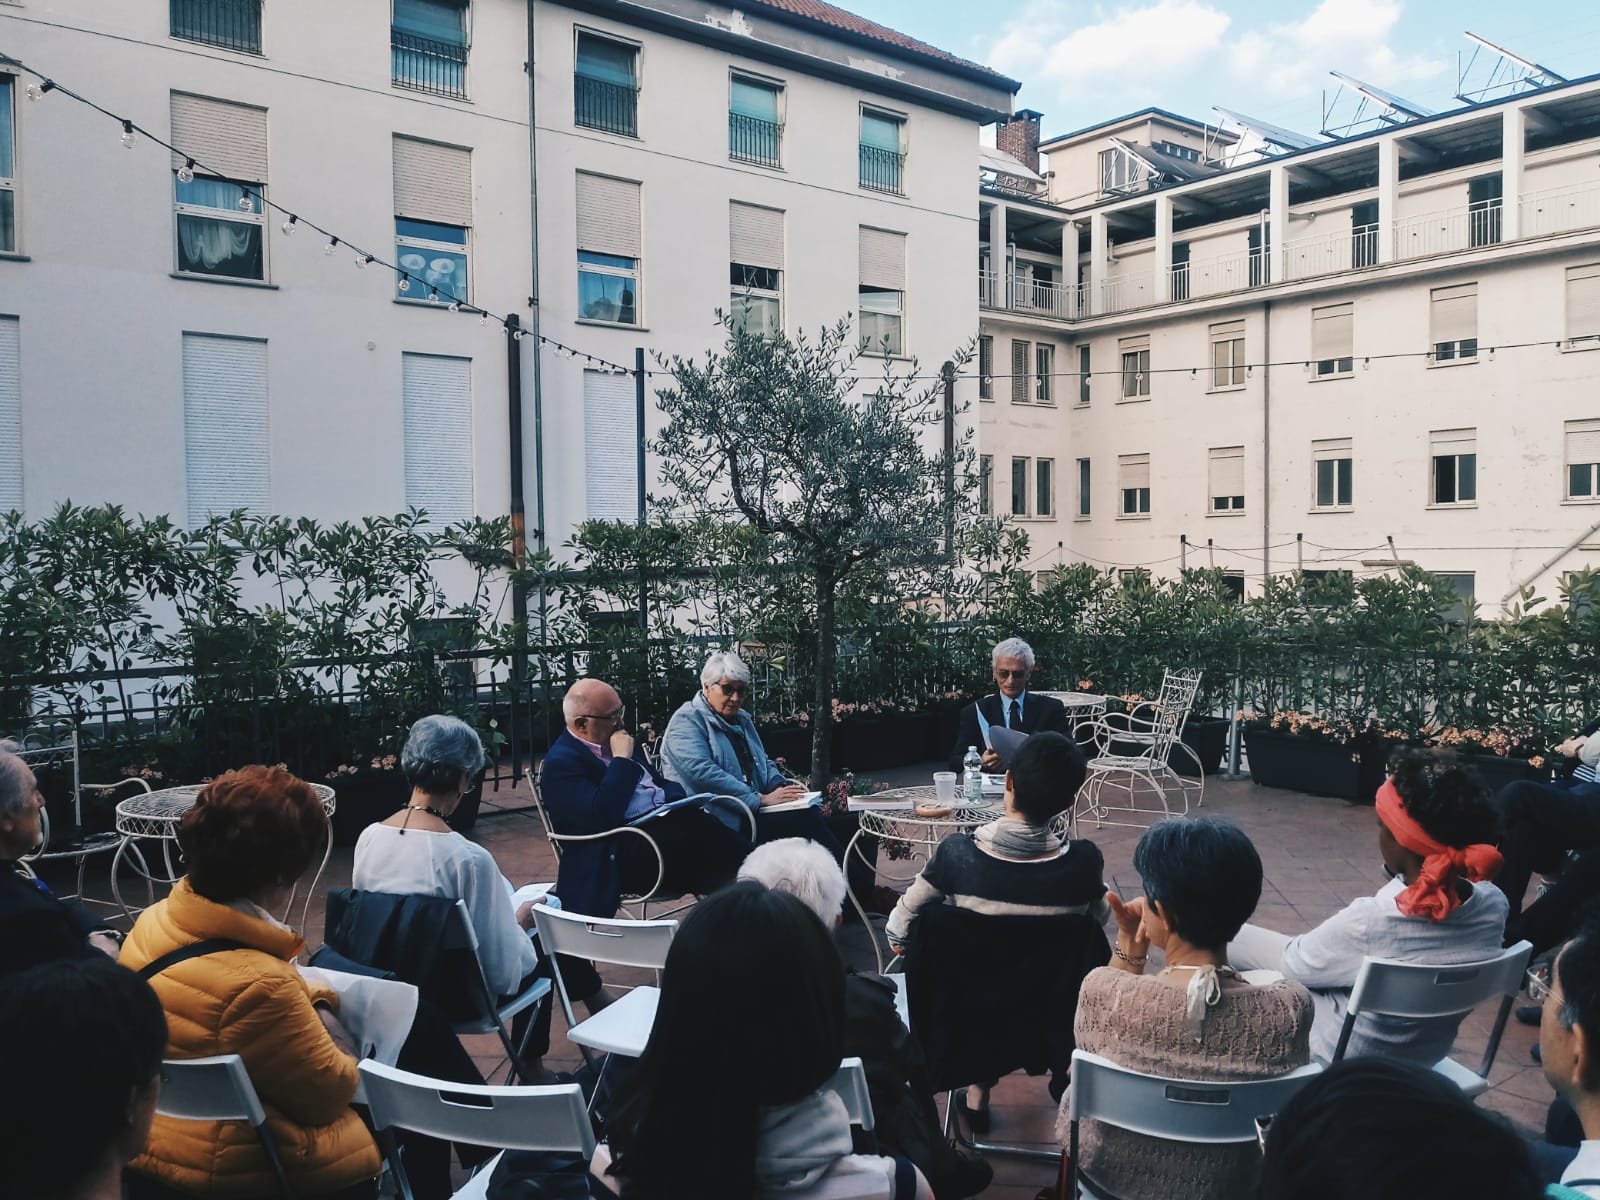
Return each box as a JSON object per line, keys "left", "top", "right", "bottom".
{"left": 171, "top": 93, "right": 268, "bottom": 281}
{"left": 729, "top": 74, "right": 782, "bottom": 166}
{"left": 1077, "top": 457, "right": 1091, "bottom": 518}
{"left": 730, "top": 202, "right": 783, "bottom": 338}
{"left": 1429, "top": 283, "right": 1478, "bottom": 362}
{"left": 0, "top": 77, "right": 14, "bottom": 253}
{"left": 1119, "top": 335, "right": 1150, "bottom": 398}
{"left": 393, "top": 136, "right": 473, "bottom": 303}
{"left": 1430, "top": 428, "right": 1477, "bottom": 505}
{"left": 392, "top": 0, "right": 469, "bottom": 97}
{"left": 859, "top": 108, "right": 905, "bottom": 194}
{"left": 1312, "top": 302, "right": 1353, "bottom": 377}
{"left": 858, "top": 226, "right": 905, "bottom": 355}
{"left": 577, "top": 172, "right": 642, "bottom": 325}
{"left": 575, "top": 31, "right": 638, "bottom": 136}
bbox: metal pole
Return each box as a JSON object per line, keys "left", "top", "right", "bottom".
{"left": 506, "top": 313, "right": 528, "bottom": 694}
{"left": 1226, "top": 649, "right": 1247, "bottom": 779}
{"left": 1207, "top": 538, "right": 1215, "bottom": 569}
{"left": 941, "top": 360, "right": 956, "bottom": 558}
{"left": 1180, "top": 534, "right": 1188, "bottom": 571}
{"left": 636, "top": 346, "right": 647, "bottom": 632}
{"left": 1296, "top": 532, "right": 1304, "bottom": 573}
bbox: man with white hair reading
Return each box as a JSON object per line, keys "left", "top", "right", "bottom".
{"left": 947, "top": 637, "right": 1072, "bottom": 774}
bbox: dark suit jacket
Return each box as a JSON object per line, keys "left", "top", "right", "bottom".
{"left": 0, "top": 864, "right": 106, "bottom": 978}
{"left": 947, "top": 691, "right": 1072, "bottom": 773}
{"left": 538, "top": 730, "right": 685, "bottom": 919}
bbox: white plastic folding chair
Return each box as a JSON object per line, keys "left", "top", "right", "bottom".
{"left": 155, "top": 1055, "right": 296, "bottom": 1200}
{"left": 824, "top": 1057, "right": 875, "bottom": 1134}
{"left": 1330, "top": 939, "right": 1533, "bottom": 1099}
{"left": 441, "top": 899, "right": 553, "bottom": 1085}
{"left": 359, "top": 1060, "right": 595, "bottom": 1200}
{"left": 1073, "top": 669, "right": 1205, "bottom": 832}
{"left": 1065, "top": 1049, "right": 1324, "bottom": 1199}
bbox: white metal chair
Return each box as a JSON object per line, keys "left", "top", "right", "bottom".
{"left": 1330, "top": 939, "right": 1533, "bottom": 1099}
{"left": 429, "top": 898, "right": 552, "bottom": 1086}
{"left": 154, "top": 1054, "right": 296, "bottom": 1200}
{"left": 1073, "top": 669, "right": 1205, "bottom": 832}
{"left": 532, "top": 903, "right": 677, "bottom": 1072}
{"left": 825, "top": 1056, "right": 875, "bottom": 1134}
{"left": 358, "top": 1060, "right": 594, "bottom": 1200}
{"left": 525, "top": 761, "right": 752, "bottom": 919}
{"left": 1065, "top": 1049, "right": 1324, "bottom": 1199}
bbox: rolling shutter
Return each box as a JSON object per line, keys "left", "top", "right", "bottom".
{"left": 170, "top": 93, "right": 268, "bottom": 181}
{"left": 1210, "top": 446, "right": 1245, "bottom": 497}
{"left": 402, "top": 353, "right": 474, "bottom": 525}
{"left": 576, "top": 173, "right": 641, "bottom": 258}
{"left": 584, "top": 370, "right": 636, "bottom": 520}
{"left": 1567, "top": 264, "right": 1600, "bottom": 340}
{"left": 1011, "top": 339, "right": 1030, "bottom": 403}
{"left": 1430, "top": 428, "right": 1476, "bottom": 455}
{"left": 729, "top": 202, "right": 783, "bottom": 270}
{"left": 393, "top": 135, "right": 473, "bottom": 226}
{"left": 1430, "top": 283, "right": 1477, "bottom": 345}
{"left": 859, "top": 227, "right": 906, "bottom": 290}
{"left": 1312, "top": 303, "right": 1353, "bottom": 360}
{"left": 1120, "top": 454, "right": 1150, "bottom": 490}
{"left": 0, "top": 317, "right": 19, "bottom": 512}
{"left": 1568, "top": 419, "right": 1600, "bottom": 467}
{"left": 183, "top": 333, "right": 269, "bottom": 526}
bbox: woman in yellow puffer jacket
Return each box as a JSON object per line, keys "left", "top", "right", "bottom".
{"left": 120, "top": 765, "right": 381, "bottom": 1199}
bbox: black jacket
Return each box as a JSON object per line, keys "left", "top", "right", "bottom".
{"left": 947, "top": 692, "right": 1073, "bottom": 773}
{"left": 0, "top": 863, "right": 106, "bottom": 977}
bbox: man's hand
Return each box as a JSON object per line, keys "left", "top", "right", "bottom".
{"left": 979, "top": 748, "right": 1004, "bottom": 772}
{"left": 761, "top": 784, "right": 808, "bottom": 807}
{"left": 609, "top": 729, "right": 636, "bottom": 760}
{"left": 316, "top": 1005, "right": 359, "bottom": 1058}
{"left": 1557, "top": 736, "right": 1587, "bottom": 759}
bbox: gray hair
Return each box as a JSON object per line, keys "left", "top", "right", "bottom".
{"left": 701, "top": 651, "right": 752, "bottom": 688}
{"left": 0, "top": 741, "right": 26, "bottom": 817}
{"left": 737, "top": 838, "right": 848, "bottom": 927}
{"left": 400, "top": 714, "right": 486, "bottom": 795}
{"left": 992, "top": 637, "right": 1036, "bottom": 669}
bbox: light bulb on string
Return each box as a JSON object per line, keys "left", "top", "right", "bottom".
{"left": 398, "top": 275, "right": 411, "bottom": 293}
{"left": 428, "top": 288, "right": 439, "bottom": 304}
{"left": 177, "top": 159, "right": 195, "bottom": 184}
{"left": 25, "top": 83, "right": 44, "bottom": 101}
{"left": 281, "top": 215, "right": 297, "bottom": 236}
{"left": 121, "top": 120, "right": 135, "bottom": 149}
{"left": 479, "top": 312, "right": 490, "bottom": 326}
{"left": 324, "top": 236, "right": 339, "bottom": 256}
{"left": 448, "top": 301, "right": 461, "bottom": 313}
{"left": 237, "top": 190, "right": 254, "bottom": 213}
{"left": 355, "top": 253, "right": 369, "bottom": 269}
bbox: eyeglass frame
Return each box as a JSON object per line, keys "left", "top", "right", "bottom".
{"left": 1528, "top": 966, "right": 1559, "bottom": 1006}
{"left": 579, "top": 705, "right": 626, "bottom": 724}
{"left": 711, "top": 681, "right": 749, "bottom": 698}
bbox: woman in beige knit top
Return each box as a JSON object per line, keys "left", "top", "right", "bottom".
{"left": 1056, "top": 818, "right": 1313, "bottom": 1200}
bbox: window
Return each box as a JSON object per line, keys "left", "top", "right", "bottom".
{"left": 392, "top": 0, "right": 469, "bottom": 99}
{"left": 1567, "top": 419, "right": 1600, "bottom": 500}
{"left": 729, "top": 202, "right": 783, "bottom": 338}
{"left": 183, "top": 333, "right": 268, "bottom": 526}
{"left": 1220, "top": 572, "right": 1245, "bottom": 602}
{"left": 393, "top": 136, "right": 472, "bottom": 304}
{"left": 583, "top": 369, "right": 637, "bottom": 520}
{"left": 0, "top": 77, "right": 14, "bottom": 253}
{"left": 1429, "top": 283, "right": 1477, "bottom": 362}
{"left": 729, "top": 74, "right": 782, "bottom": 167}
{"left": 1312, "top": 438, "right": 1353, "bottom": 509}
{"left": 1248, "top": 222, "right": 1269, "bottom": 288}
{"left": 978, "top": 455, "right": 992, "bottom": 515}
{"left": 1352, "top": 200, "right": 1379, "bottom": 268}
{"left": 1209, "top": 319, "right": 1245, "bottom": 389}
{"left": 858, "top": 227, "right": 905, "bottom": 354}
{"left": 1566, "top": 264, "right": 1600, "bottom": 346}
{"left": 1209, "top": 446, "right": 1245, "bottom": 512}
{"left": 1010, "top": 339, "right": 1030, "bottom": 403}
{"left": 1439, "top": 573, "right": 1476, "bottom": 623}
{"left": 1118, "top": 453, "right": 1151, "bottom": 516}
{"left": 859, "top": 107, "right": 905, "bottom": 194}
{"left": 1035, "top": 344, "right": 1054, "bottom": 403}
{"left": 574, "top": 30, "right": 638, "bottom": 137}
{"left": 1011, "top": 456, "right": 1029, "bottom": 516}
{"left": 1119, "top": 335, "right": 1150, "bottom": 399}
{"left": 1171, "top": 241, "right": 1190, "bottom": 302}
{"left": 1036, "top": 458, "right": 1054, "bottom": 517}
{"left": 1469, "top": 174, "right": 1502, "bottom": 248}
{"left": 1099, "top": 147, "right": 1145, "bottom": 193}
{"left": 576, "top": 172, "right": 641, "bottom": 325}
{"left": 1153, "top": 140, "right": 1201, "bottom": 163}
{"left": 1078, "top": 345, "right": 1091, "bottom": 405}
{"left": 1430, "top": 428, "right": 1477, "bottom": 506}
{"left": 171, "top": 0, "right": 261, "bottom": 54}
{"left": 978, "top": 336, "right": 993, "bottom": 400}
{"left": 1311, "top": 302, "right": 1353, "bottom": 377}
{"left": 170, "top": 94, "right": 268, "bottom": 282}
{"left": 402, "top": 353, "right": 473, "bottom": 524}
{"left": 1076, "top": 457, "right": 1091, "bottom": 518}
{"left": 0, "top": 316, "right": 18, "bottom": 512}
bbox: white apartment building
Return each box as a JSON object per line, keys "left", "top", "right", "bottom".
{"left": 0, "top": 0, "right": 1016, "bottom": 557}
{"left": 978, "top": 82, "right": 1600, "bottom": 614}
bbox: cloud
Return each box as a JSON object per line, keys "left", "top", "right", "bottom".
{"left": 990, "top": 0, "right": 1233, "bottom": 84}
{"left": 1228, "top": 0, "right": 1449, "bottom": 101}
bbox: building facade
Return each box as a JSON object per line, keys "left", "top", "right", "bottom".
{"left": 979, "top": 83, "right": 1600, "bottom": 613}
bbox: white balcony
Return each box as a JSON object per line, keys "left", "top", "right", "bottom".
{"left": 1521, "top": 179, "right": 1600, "bottom": 239}
{"left": 978, "top": 269, "right": 1082, "bottom": 320}
{"left": 1393, "top": 201, "right": 1503, "bottom": 260}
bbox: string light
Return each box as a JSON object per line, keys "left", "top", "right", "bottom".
{"left": 324, "top": 236, "right": 339, "bottom": 256}
{"left": 398, "top": 274, "right": 411, "bottom": 293}
{"left": 428, "top": 287, "right": 439, "bottom": 304}
{"left": 479, "top": 312, "right": 490, "bottom": 326}
{"left": 281, "top": 214, "right": 297, "bottom": 236}
{"left": 237, "top": 189, "right": 254, "bottom": 213}
{"left": 448, "top": 300, "right": 461, "bottom": 313}
{"left": 120, "top": 119, "right": 135, "bottom": 149}
{"left": 355, "top": 254, "right": 370, "bottom": 269}
{"left": 176, "top": 158, "right": 195, "bottom": 183}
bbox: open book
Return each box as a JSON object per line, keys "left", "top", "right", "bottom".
{"left": 763, "top": 790, "right": 823, "bottom": 814}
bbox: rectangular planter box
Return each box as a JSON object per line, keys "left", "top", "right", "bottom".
{"left": 1457, "top": 752, "right": 1550, "bottom": 795}
{"left": 1174, "top": 716, "right": 1230, "bottom": 778}
{"left": 1245, "top": 728, "right": 1362, "bottom": 799}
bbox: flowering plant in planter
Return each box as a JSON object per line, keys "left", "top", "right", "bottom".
{"left": 1426, "top": 725, "right": 1545, "bottom": 768}
{"left": 326, "top": 754, "right": 401, "bottom": 780}
{"left": 1238, "top": 709, "right": 1363, "bottom": 746}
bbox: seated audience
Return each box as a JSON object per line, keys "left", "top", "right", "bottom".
{"left": 1230, "top": 749, "right": 1509, "bottom": 1065}
{"left": 1059, "top": 817, "right": 1312, "bottom": 1200}
{"left": 0, "top": 741, "right": 123, "bottom": 974}
{"left": 120, "top": 765, "right": 380, "bottom": 1198}
{"left": 738, "top": 838, "right": 993, "bottom": 1199}
{"left": 1258, "top": 1058, "right": 1544, "bottom": 1200}
{"left": 596, "top": 882, "right": 932, "bottom": 1199}
{"left": 887, "top": 731, "right": 1107, "bottom": 1127}
{"left": 946, "top": 637, "right": 1072, "bottom": 774}
{"left": 1538, "top": 916, "right": 1600, "bottom": 1196}
{"left": 0, "top": 957, "right": 167, "bottom": 1200}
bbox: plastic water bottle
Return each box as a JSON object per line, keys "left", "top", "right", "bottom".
{"left": 962, "top": 745, "right": 983, "bottom": 804}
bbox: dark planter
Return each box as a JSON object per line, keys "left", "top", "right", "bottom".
{"left": 329, "top": 772, "right": 409, "bottom": 846}
{"left": 1457, "top": 752, "right": 1551, "bottom": 795}
{"left": 1175, "top": 716, "right": 1230, "bottom": 777}
{"left": 1245, "top": 728, "right": 1362, "bottom": 799}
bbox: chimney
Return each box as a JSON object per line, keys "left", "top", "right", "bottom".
{"left": 996, "top": 108, "right": 1043, "bottom": 174}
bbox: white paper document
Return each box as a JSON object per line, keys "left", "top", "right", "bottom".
{"left": 299, "top": 965, "right": 419, "bottom": 1100}
{"left": 509, "top": 881, "right": 556, "bottom": 910}
{"left": 763, "top": 790, "right": 823, "bottom": 813}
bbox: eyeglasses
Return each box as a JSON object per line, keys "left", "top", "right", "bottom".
{"left": 581, "top": 706, "right": 625, "bottom": 724}
{"left": 1527, "top": 966, "right": 1556, "bottom": 1004}
{"left": 994, "top": 668, "right": 1029, "bottom": 679}
{"left": 714, "top": 682, "right": 748, "bottom": 697}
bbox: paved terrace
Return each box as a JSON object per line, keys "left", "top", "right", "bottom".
{"left": 57, "top": 766, "right": 1550, "bottom": 1198}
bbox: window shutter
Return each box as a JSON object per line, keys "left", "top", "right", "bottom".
{"left": 393, "top": 135, "right": 473, "bottom": 226}
{"left": 183, "top": 333, "right": 269, "bottom": 526}
{"left": 402, "top": 353, "right": 474, "bottom": 525}
{"left": 859, "top": 227, "right": 906, "bottom": 290}
{"left": 1011, "top": 339, "right": 1030, "bottom": 402}
{"left": 0, "top": 317, "right": 19, "bottom": 512}
{"left": 1430, "top": 283, "right": 1477, "bottom": 345}
{"left": 1210, "top": 446, "right": 1245, "bottom": 496}
{"left": 1312, "top": 303, "right": 1353, "bottom": 360}
{"left": 170, "top": 93, "right": 269, "bottom": 181}
{"left": 583, "top": 370, "right": 636, "bottom": 520}
{"left": 1210, "top": 318, "right": 1244, "bottom": 338}
{"left": 1118, "top": 334, "right": 1150, "bottom": 353}
{"left": 1567, "top": 264, "right": 1600, "bottom": 340}
{"left": 1431, "top": 428, "right": 1476, "bottom": 454}
{"left": 1568, "top": 419, "right": 1600, "bottom": 465}
{"left": 729, "top": 202, "right": 783, "bottom": 270}
{"left": 1120, "top": 454, "right": 1150, "bottom": 490}
{"left": 1313, "top": 437, "right": 1352, "bottom": 460}
{"left": 576, "top": 173, "right": 642, "bottom": 258}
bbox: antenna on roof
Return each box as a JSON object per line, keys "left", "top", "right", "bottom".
{"left": 1213, "top": 106, "right": 1322, "bottom": 164}
{"left": 1456, "top": 32, "right": 1565, "bottom": 104}
{"left": 1321, "top": 71, "right": 1434, "bottom": 139}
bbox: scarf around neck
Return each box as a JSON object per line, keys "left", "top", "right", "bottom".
{"left": 975, "top": 816, "right": 1062, "bottom": 860}
{"left": 1376, "top": 777, "right": 1502, "bottom": 922}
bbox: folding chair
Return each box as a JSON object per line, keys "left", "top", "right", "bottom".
{"left": 439, "top": 899, "right": 552, "bottom": 1085}
{"left": 359, "top": 1060, "right": 594, "bottom": 1200}
{"left": 1065, "top": 1049, "right": 1323, "bottom": 1199}
{"left": 1073, "top": 669, "right": 1205, "bottom": 832}
{"left": 154, "top": 1054, "right": 296, "bottom": 1200}
{"left": 533, "top": 902, "right": 676, "bottom": 1075}
{"left": 1331, "top": 939, "right": 1533, "bottom": 1099}
{"left": 825, "top": 1056, "right": 875, "bottom": 1136}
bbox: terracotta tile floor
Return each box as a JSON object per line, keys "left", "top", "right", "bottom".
{"left": 57, "top": 765, "right": 1549, "bottom": 1198}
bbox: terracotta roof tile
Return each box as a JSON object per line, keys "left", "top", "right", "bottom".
{"left": 742, "top": 0, "right": 1016, "bottom": 83}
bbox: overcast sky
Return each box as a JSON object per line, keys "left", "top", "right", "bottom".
{"left": 844, "top": 0, "right": 1599, "bottom": 140}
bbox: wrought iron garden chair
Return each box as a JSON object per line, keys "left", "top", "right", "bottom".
{"left": 1072, "top": 669, "right": 1205, "bottom": 832}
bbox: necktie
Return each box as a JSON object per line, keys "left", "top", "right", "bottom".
{"left": 1007, "top": 699, "right": 1020, "bottom": 730}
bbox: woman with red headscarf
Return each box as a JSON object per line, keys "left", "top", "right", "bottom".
{"left": 1229, "top": 749, "right": 1509, "bottom": 1065}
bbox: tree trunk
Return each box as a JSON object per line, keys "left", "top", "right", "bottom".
{"left": 810, "top": 571, "right": 837, "bottom": 791}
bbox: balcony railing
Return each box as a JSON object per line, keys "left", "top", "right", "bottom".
{"left": 171, "top": 0, "right": 261, "bottom": 54}
{"left": 1521, "top": 179, "right": 1600, "bottom": 239}
{"left": 978, "top": 270, "right": 1081, "bottom": 320}
{"left": 859, "top": 144, "right": 906, "bottom": 195}
{"left": 1393, "top": 201, "right": 1502, "bottom": 260}
{"left": 1172, "top": 249, "right": 1265, "bottom": 300}
{"left": 575, "top": 75, "right": 638, "bottom": 137}
{"left": 729, "top": 112, "right": 782, "bottom": 167}
{"left": 391, "top": 29, "right": 468, "bottom": 100}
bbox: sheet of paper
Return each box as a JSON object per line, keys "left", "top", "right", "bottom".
{"left": 298, "top": 965, "right": 419, "bottom": 1100}
{"left": 986, "top": 724, "right": 1030, "bottom": 769}
{"left": 763, "top": 790, "right": 823, "bottom": 813}
{"left": 510, "top": 881, "right": 555, "bottom": 910}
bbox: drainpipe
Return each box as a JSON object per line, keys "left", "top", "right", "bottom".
{"left": 524, "top": 1, "right": 550, "bottom": 739}
{"left": 1261, "top": 298, "right": 1272, "bottom": 580}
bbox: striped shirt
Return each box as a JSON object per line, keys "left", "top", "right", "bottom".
{"left": 1575, "top": 732, "right": 1600, "bottom": 784}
